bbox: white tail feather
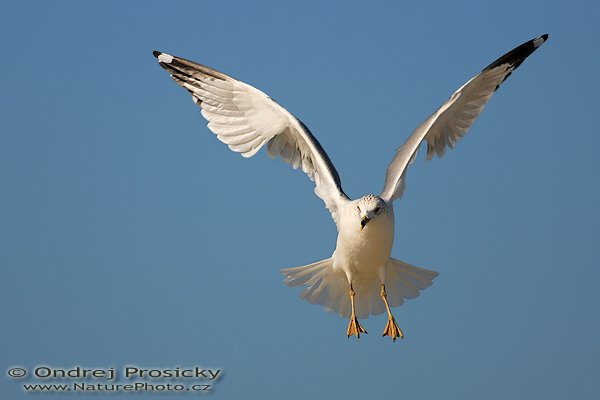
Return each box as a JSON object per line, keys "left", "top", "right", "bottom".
{"left": 281, "top": 257, "right": 438, "bottom": 319}
{"left": 384, "top": 258, "right": 439, "bottom": 308}
{"left": 281, "top": 258, "right": 351, "bottom": 317}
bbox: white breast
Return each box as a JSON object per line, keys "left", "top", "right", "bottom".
{"left": 333, "top": 202, "right": 395, "bottom": 280}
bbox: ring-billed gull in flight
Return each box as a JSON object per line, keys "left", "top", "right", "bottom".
{"left": 154, "top": 34, "right": 548, "bottom": 341}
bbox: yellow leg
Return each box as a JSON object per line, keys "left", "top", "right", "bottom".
{"left": 346, "top": 285, "right": 367, "bottom": 338}
{"left": 381, "top": 284, "right": 404, "bottom": 341}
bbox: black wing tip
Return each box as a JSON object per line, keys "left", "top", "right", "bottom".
{"left": 534, "top": 34, "right": 549, "bottom": 47}
{"left": 482, "top": 34, "right": 549, "bottom": 73}
{"left": 152, "top": 51, "right": 175, "bottom": 66}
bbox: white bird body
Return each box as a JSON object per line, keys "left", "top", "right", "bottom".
{"left": 154, "top": 34, "right": 548, "bottom": 337}
{"left": 333, "top": 198, "right": 394, "bottom": 283}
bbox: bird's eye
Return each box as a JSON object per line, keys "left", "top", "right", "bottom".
{"left": 356, "top": 205, "right": 360, "bottom": 213}
{"left": 375, "top": 206, "right": 381, "bottom": 214}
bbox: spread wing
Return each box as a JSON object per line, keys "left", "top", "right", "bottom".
{"left": 380, "top": 34, "right": 548, "bottom": 202}
{"left": 154, "top": 51, "right": 349, "bottom": 224}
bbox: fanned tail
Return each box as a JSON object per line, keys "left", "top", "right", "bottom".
{"left": 281, "top": 257, "right": 439, "bottom": 319}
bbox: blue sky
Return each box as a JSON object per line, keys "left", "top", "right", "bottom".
{"left": 1, "top": 0, "right": 599, "bottom": 398}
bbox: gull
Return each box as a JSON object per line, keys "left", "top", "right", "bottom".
{"left": 153, "top": 34, "right": 548, "bottom": 341}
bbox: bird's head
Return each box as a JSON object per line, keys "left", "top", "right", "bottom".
{"left": 356, "top": 194, "right": 387, "bottom": 230}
